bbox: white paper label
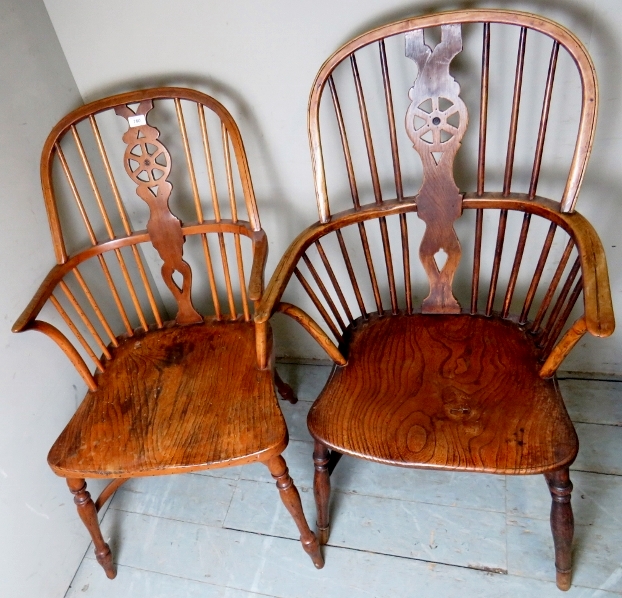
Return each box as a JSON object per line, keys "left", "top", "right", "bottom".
{"left": 128, "top": 114, "right": 146, "bottom": 127}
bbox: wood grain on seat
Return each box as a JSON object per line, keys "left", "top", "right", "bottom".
{"left": 48, "top": 320, "right": 287, "bottom": 478}
{"left": 308, "top": 314, "right": 578, "bottom": 474}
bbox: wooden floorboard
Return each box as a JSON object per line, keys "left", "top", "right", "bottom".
{"left": 66, "top": 365, "right": 622, "bottom": 597}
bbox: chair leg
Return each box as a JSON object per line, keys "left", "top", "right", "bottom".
{"left": 265, "top": 455, "right": 324, "bottom": 568}
{"left": 275, "top": 370, "right": 297, "bottom": 404}
{"left": 67, "top": 478, "right": 116, "bottom": 579}
{"left": 544, "top": 468, "right": 574, "bottom": 591}
{"left": 313, "top": 441, "right": 331, "bottom": 545}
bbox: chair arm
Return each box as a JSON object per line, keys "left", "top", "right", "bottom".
{"left": 276, "top": 303, "right": 346, "bottom": 365}
{"left": 12, "top": 263, "right": 67, "bottom": 333}
{"left": 24, "top": 320, "right": 97, "bottom": 391}
{"left": 248, "top": 228, "right": 269, "bottom": 302}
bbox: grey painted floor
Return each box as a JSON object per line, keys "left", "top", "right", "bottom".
{"left": 66, "top": 365, "right": 622, "bottom": 597}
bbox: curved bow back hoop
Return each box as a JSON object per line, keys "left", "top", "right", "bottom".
{"left": 405, "top": 24, "right": 468, "bottom": 313}
{"left": 115, "top": 100, "right": 202, "bottom": 325}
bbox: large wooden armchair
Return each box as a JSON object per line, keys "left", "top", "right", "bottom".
{"left": 13, "top": 88, "right": 323, "bottom": 578}
{"left": 255, "top": 10, "right": 614, "bottom": 591}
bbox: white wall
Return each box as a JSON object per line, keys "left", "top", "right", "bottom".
{"left": 42, "top": 0, "right": 622, "bottom": 374}
{"left": 0, "top": 2, "right": 97, "bottom": 597}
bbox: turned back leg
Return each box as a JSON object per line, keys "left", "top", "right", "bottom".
{"left": 313, "top": 441, "right": 331, "bottom": 544}
{"left": 275, "top": 370, "right": 297, "bottom": 404}
{"left": 544, "top": 468, "right": 574, "bottom": 591}
{"left": 67, "top": 478, "right": 116, "bottom": 579}
{"left": 265, "top": 455, "right": 323, "bottom": 568}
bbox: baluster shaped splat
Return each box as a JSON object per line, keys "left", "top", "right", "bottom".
{"left": 405, "top": 25, "right": 468, "bottom": 314}
{"left": 115, "top": 101, "right": 202, "bottom": 325}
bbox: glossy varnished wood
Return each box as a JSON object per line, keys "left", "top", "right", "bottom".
{"left": 308, "top": 314, "right": 578, "bottom": 474}
{"left": 48, "top": 321, "right": 287, "bottom": 477}
{"left": 16, "top": 87, "right": 323, "bottom": 575}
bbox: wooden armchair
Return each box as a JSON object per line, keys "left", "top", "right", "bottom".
{"left": 255, "top": 11, "right": 614, "bottom": 591}
{"left": 13, "top": 87, "right": 323, "bottom": 578}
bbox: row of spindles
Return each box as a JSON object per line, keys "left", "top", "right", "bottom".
{"left": 48, "top": 99, "right": 258, "bottom": 374}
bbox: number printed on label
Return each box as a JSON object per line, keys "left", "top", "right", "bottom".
{"left": 128, "top": 114, "right": 147, "bottom": 127}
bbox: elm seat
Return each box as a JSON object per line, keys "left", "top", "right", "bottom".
{"left": 48, "top": 321, "right": 287, "bottom": 478}
{"left": 308, "top": 314, "right": 578, "bottom": 474}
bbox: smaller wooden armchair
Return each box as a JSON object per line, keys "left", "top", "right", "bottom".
{"left": 13, "top": 87, "right": 322, "bottom": 578}
{"left": 256, "top": 10, "right": 614, "bottom": 591}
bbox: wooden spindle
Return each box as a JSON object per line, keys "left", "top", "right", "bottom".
{"left": 71, "top": 126, "right": 115, "bottom": 239}
{"left": 530, "top": 42, "right": 560, "bottom": 199}
{"left": 328, "top": 76, "right": 360, "bottom": 209}
{"left": 542, "top": 277, "right": 583, "bottom": 355}
{"left": 113, "top": 249, "right": 148, "bottom": 332}
{"left": 56, "top": 144, "right": 97, "bottom": 245}
{"left": 520, "top": 222, "right": 557, "bottom": 324}
{"left": 538, "top": 258, "right": 581, "bottom": 346}
{"left": 222, "top": 124, "right": 249, "bottom": 319}
{"left": 59, "top": 280, "right": 111, "bottom": 360}
{"left": 358, "top": 222, "right": 383, "bottom": 315}
{"left": 73, "top": 269, "right": 118, "bottom": 347}
{"left": 234, "top": 233, "right": 250, "bottom": 321}
{"left": 379, "top": 218, "right": 398, "bottom": 314}
{"left": 175, "top": 98, "right": 203, "bottom": 220}
{"left": 336, "top": 230, "right": 367, "bottom": 319}
{"left": 201, "top": 235, "right": 221, "bottom": 319}
{"left": 294, "top": 268, "right": 342, "bottom": 341}
{"left": 400, "top": 213, "right": 412, "bottom": 315}
{"left": 89, "top": 116, "right": 162, "bottom": 328}
{"left": 50, "top": 295, "right": 104, "bottom": 373}
{"left": 302, "top": 254, "right": 347, "bottom": 332}
{"left": 486, "top": 210, "right": 508, "bottom": 316}
{"left": 502, "top": 213, "right": 531, "bottom": 317}
{"left": 198, "top": 105, "right": 222, "bottom": 221}
{"left": 539, "top": 316, "right": 586, "bottom": 378}
{"left": 530, "top": 238, "right": 575, "bottom": 332}
{"left": 503, "top": 27, "right": 527, "bottom": 196}
{"left": 478, "top": 23, "right": 491, "bottom": 196}
{"left": 351, "top": 54, "right": 382, "bottom": 204}
{"left": 471, "top": 209, "right": 484, "bottom": 314}
{"left": 97, "top": 255, "right": 133, "bottom": 336}
{"left": 379, "top": 40, "right": 403, "bottom": 200}
{"left": 315, "top": 240, "right": 354, "bottom": 324}
{"left": 195, "top": 106, "right": 223, "bottom": 317}
{"left": 219, "top": 234, "right": 237, "bottom": 319}
{"left": 71, "top": 127, "right": 150, "bottom": 331}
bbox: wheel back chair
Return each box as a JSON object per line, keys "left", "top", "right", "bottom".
{"left": 13, "top": 87, "right": 323, "bottom": 578}
{"left": 255, "top": 10, "right": 614, "bottom": 591}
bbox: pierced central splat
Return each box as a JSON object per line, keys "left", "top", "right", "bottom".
{"left": 115, "top": 100, "right": 202, "bottom": 325}
{"left": 405, "top": 24, "right": 468, "bottom": 313}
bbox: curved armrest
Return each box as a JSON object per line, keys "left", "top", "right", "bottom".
{"left": 276, "top": 303, "right": 346, "bottom": 365}
{"left": 12, "top": 263, "right": 66, "bottom": 333}
{"left": 26, "top": 320, "right": 97, "bottom": 391}
{"left": 248, "top": 228, "right": 269, "bottom": 302}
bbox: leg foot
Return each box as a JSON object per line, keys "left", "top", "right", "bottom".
{"left": 265, "top": 455, "right": 323, "bottom": 569}
{"left": 313, "top": 441, "right": 331, "bottom": 545}
{"left": 67, "top": 478, "right": 116, "bottom": 579}
{"left": 544, "top": 468, "right": 573, "bottom": 591}
{"left": 275, "top": 370, "right": 297, "bottom": 404}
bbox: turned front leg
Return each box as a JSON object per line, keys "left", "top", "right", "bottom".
{"left": 313, "top": 441, "right": 331, "bottom": 544}
{"left": 67, "top": 478, "right": 116, "bottom": 579}
{"left": 265, "top": 455, "right": 324, "bottom": 568}
{"left": 544, "top": 468, "right": 574, "bottom": 591}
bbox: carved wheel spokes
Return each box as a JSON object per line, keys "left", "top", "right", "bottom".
{"left": 126, "top": 140, "right": 170, "bottom": 187}
{"left": 410, "top": 96, "right": 464, "bottom": 158}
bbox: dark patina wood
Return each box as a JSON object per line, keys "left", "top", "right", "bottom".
{"left": 257, "top": 10, "right": 614, "bottom": 590}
